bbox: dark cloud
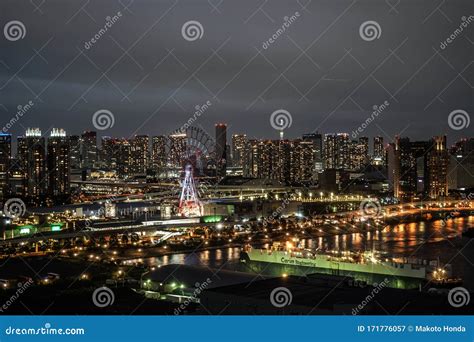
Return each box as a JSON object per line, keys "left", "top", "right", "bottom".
{"left": 0, "top": 0, "right": 472, "bottom": 144}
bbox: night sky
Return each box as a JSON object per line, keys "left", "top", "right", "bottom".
{"left": 0, "top": 0, "right": 472, "bottom": 144}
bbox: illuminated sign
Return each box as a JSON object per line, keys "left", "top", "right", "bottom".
{"left": 19, "top": 228, "right": 30, "bottom": 234}
{"left": 51, "top": 225, "right": 62, "bottom": 232}
{"left": 203, "top": 215, "right": 222, "bottom": 223}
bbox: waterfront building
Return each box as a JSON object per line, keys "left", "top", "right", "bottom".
{"left": 426, "top": 136, "right": 449, "bottom": 198}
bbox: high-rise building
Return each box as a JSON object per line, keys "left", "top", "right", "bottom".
{"left": 0, "top": 133, "right": 11, "bottom": 200}
{"left": 387, "top": 142, "right": 400, "bottom": 198}
{"left": 231, "top": 134, "right": 247, "bottom": 169}
{"left": 348, "top": 137, "right": 369, "bottom": 171}
{"left": 17, "top": 128, "right": 46, "bottom": 203}
{"left": 169, "top": 133, "right": 187, "bottom": 168}
{"left": 373, "top": 136, "right": 385, "bottom": 166}
{"left": 69, "top": 135, "right": 81, "bottom": 169}
{"left": 292, "top": 140, "right": 315, "bottom": 183}
{"left": 116, "top": 138, "right": 132, "bottom": 177}
{"left": 215, "top": 124, "right": 227, "bottom": 177}
{"left": 323, "top": 133, "right": 349, "bottom": 169}
{"left": 152, "top": 136, "right": 167, "bottom": 170}
{"left": 247, "top": 139, "right": 314, "bottom": 184}
{"left": 449, "top": 138, "right": 474, "bottom": 189}
{"left": 100, "top": 136, "right": 115, "bottom": 169}
{"left": 302, "top": 132, "right": 323, "bottom": 173}
{"left": 130, "top": 135, "right": 149, "bottom": 174}
{"left": 396, "top": 137, "right": 417, "bottom": 199}
{"left": 359, "top": 136, "right": 369, "bottom": 163}
{"left": 388, "top": 136, "right": 448, "bottom": 200}
{"left": 81, "top": 131, "right": 97, "bottom": 168}
{"left": 427, "top": 136, "right": 449, "bottom": 198}
{"left": 249, "top": 139, "right": 278, "bottom": 180}
{"left": 47, "top": 128, "right": 70, "bottom": 197}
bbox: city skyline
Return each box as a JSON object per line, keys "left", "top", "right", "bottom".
{"left": 1, "top": 1, "right": 472, "bottom": 144}
{"left": 3, "top": 124, "right": 473, "bottom": 143}
{"left": 1, "top": 0, "right": 473, "bottom": 323}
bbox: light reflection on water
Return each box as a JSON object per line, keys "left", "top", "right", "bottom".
{"left": 132, "top": 217, "right": 474, "bottom": 283}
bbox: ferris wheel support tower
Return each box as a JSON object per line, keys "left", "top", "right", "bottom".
{"left": 178, "top": 164, "right": 203, "bottom": 217}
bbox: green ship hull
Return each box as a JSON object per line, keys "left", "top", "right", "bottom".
{"left": 241, "top": 249, "right": 431, "bottom": 289}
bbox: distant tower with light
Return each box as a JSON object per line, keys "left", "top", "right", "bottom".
{"left": 215, "top": 123, "right": 227, "bottom": 178}
{"left": 178, "top": 164, "right": 202, "bottom": 217}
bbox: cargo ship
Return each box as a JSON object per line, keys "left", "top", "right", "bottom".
{"left": 240, "top": 243, "right": 457, "bottom": 289}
